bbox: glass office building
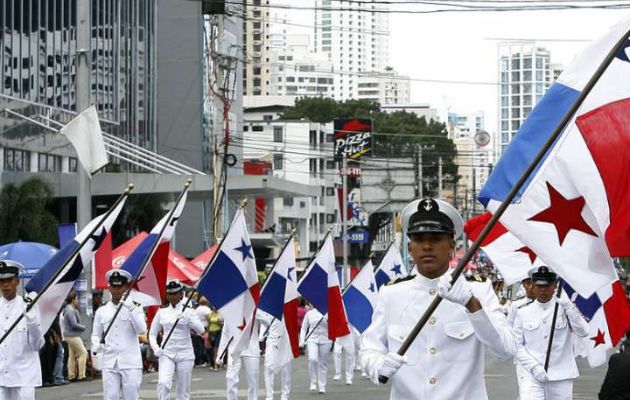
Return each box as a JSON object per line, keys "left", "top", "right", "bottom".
{"left": 1, "top": 0, "right": 157, "bottom": 150}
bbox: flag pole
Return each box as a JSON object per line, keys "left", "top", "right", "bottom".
{"left": 101, "top": 179, "right": 192, "bottom": 344}
{"left": 378, "top": 28, "right": 630, "bottom": 384}
{"left": 544, "top": 279, "right": 564, "bottom": 371}
{"left": 0, "top": 184, "right": 133, "bottom": 346}
{"left": 160, "top": 199, "right": 248, "bottom": 350}
{"left": 296, "top": 227, "right": 333, "bottom": 285}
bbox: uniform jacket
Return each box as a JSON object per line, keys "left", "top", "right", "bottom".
{"left": 513, "top": 298, "right": 589, "bottom": 381}
{"left": 0, "top": 296, "right": 44, "bottom": 388}
{"left": 299, "top": 309, "right": 331, "bottom": 345}
{"left": 91, "top": 301, "right": 147, "bottom": 370}
{"left": 507, "top": 297, "right": 534, "bottom": 327}
{"left": 360, "top": 272, "right": 517, "bottom": 400}
{"left": 149, "top": 299, "right": 204, "bottom": 360}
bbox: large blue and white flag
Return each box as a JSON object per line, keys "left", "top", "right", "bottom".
{"left": 119, "top": 187, "right": 189, "bottom": 306}
{"left": 343, "top": 260, "right": 378, "bottom": 333}
{"left": 197, "top": 208, "right": 260, "bottom": 356}
{"left": 259, "top": 237, "right": 299, "bottom": 370}
{"left": 25, "top": 198, "right": 127, "bottom": 332}
{"left": 374, "top": 243, "right": 405, "bottom": 289}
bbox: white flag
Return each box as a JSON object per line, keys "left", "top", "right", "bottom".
{"left": 60, "top": 105, "right": 108, "bottom": 175}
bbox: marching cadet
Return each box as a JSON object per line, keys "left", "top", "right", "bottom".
{"left": 299, "top": 305, "right": 331, "bottom": 394}
{"left": 360, "top": 198, "right": 517, "bottom": 399}
{"left": 513, "top": 266, "right": 589, "bottom": 400}
{"left": 333, "top": 328, "right": 356, "bottom": 385}
{"left": 217, "top": 321, "right": 260, "bottom": 400}
{"left": 258, "top": 310, "right": 292, "bottom": 400}
{"left": 0, "top": 260, "right": 45, "bottom": 400}
{"left": 91, "top": 269, "right": 147, "bottom": 400}
{"left": 149, "top": 280, "right": 204, "bottom": 400}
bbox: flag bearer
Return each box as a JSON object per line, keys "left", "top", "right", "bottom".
{"left": 299, "top": 305, "right": 331, "bottom": 394}
{"left": 360, "top": 198, "right": 517, "bottom": 399}
{"left": 217, "top": 322, "right": 261, "bottom": 400}
{"left": 0, "top": 260, "right": 44, "bottom": 400}
{"left": 258, "top": 311, "right": 292, "bottom": 400}
{"left": 333, "top": 329, "right": 356, "bottom": 385}
{"left": 149, "top": 280, "right": 204, "bottom": 400}
{"left": 513, "top": 266, "right": 589, "bottom": 400}
{"left": 91, "top": 269, "right": 146, "bottom": 400}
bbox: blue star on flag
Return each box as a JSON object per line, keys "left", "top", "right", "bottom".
{"left": 368, "top": 283, "right": 376, "bottom": 293}
{"left": 234, "top": 239, "right": 253, "bottom": 261}
{"left": 287, "top": 267, "right": 295, "bottom": 281}
{"left": 391, "top": 264, "right": 402, "bottom": 275}
{"left": 615, "top": 39, "right": 630, "bottom": 62}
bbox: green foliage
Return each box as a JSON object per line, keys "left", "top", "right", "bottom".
{"left": 0, "top": 178, "right": 59, "bottom": 245}
{"left": 280, "top": 97, "right": 458, "bottom": 196}
{"left": 112, "top": 193, "right": 167, "bottom": 247}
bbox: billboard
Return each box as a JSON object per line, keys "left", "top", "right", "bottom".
{"left": 333, "top": 118, "right": 373, "bottom": 160}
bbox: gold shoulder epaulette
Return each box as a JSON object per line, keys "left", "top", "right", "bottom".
{"left": 386, "top": 275, "right": 414, "bottom": 286}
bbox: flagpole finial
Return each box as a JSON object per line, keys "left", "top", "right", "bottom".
{"left": 240, "top": 198, "right": 248, "bottom": 208}
{"left": 291, "top": 228, "right": 297, "bottom": 235}
{"left": 328, "top": 226, "right": 333, "bottom": 232}
{"left": 125, "top": 184, "right": 134, "bottom": 193}
{"left": 185, "top": 178, "right": 192, "bottom": 187}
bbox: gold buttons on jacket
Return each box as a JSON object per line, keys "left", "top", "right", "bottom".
{"left": 429, "top": 347, "right": 437, "bottom": 355}
{"left": 428, "top": 317, "right": 436, "bottom": 325}
{"left": 429, "top": 377, "right": 437, "bottom": 385}
{"left": 429, "top": 289, "right": 437, "bottom": 296}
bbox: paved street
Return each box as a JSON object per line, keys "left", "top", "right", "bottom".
{"left": 36, "top": 354, "right": 607, "bottom": 399}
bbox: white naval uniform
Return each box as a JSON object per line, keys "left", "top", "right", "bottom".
{"left": 0, "top": 297, "right": 44, "bottom": 400}
{"left": 149, "top": 299, "right": 205, "bottom": 400}
{"left": 258, "top": 312, "right": 291, "bottom": 400}
{"left": 333, "top": 328, "right": 356, "bottom": 382}
{"left": 360, "top": 273, "right": 517, "bottom": 400}
{"left": 219, "top": 324, "right": 260, "bottom": 400}
{"left": 507, "top": 296, "right": 534, "bottom": 399}
{"left": 91, "top": 301, "right": 147, "bottom": 400}
{"left": 513, "top": 298, "right": 589, "bottom": 400}
{"left": 299, "top": 308, "right": 331, "bottom": 391}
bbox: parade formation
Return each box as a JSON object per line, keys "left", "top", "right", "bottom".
{"left": 2, "top": 4, "right": 630, "bottom": 400}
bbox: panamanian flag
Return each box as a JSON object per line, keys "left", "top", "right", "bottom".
{"left": 119, "top": 186, "right": 189, "bottom": 306}
{"left": 197, "top": 208, "right": 260, "bottom": 356}
{"left": 374, "top": 243, "right": 405, "bottom": 289}
{"left": 479, "top": 17, "right": 630, "bottom": 297}
{"left": 464, "top": 212, "right": 545, "bottom": 285}
{"left": 343, "top": 260, "right": 379, "bottom": 333}
{"left": 297, "top": 235, "right": 350, "bottom": 340}
{"left": 25, "top": 197, "right": 127, "bottom": 332}
{"left": 258, "top": 237, "right": 299, "bottom": 370}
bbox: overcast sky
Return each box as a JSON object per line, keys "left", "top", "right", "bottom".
{"left": 272, "top": 3, "right": 625, "bottom": 133}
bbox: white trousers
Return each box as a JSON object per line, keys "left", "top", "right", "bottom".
{"left": 264, "top": 362, "right": 291, "bottom": 400}
{"left": 519, "top": 371, "right": 574, "bottom": 400}
{"left": 157, "top": 355, "right": 195, "bottom": 400}
{"left": 306, "top": 342, "right": 331, "bottom": 389}
{"left": 0, "top": 387, "right": 35, "bottom": 400}
{"left": 102, "top": 366, "right": 143, "bottom": 400}
{"left": 333, "top": 341, "right": 355, "bottom": 381}
{"left": 226, "top": 356, "right": 259, "bottom": 400}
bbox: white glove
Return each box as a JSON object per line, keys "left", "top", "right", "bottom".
{"left": 23, "top": 305, "right": 38, "bottom": 325}
{"left": 91, "top": 343, "right": 101, "bottom": 355}
{"left": 181, "top": 309, "right": 195, "bottom": 324}
{"left": 372, "top": 352, "right": 406, "bottom": 383}
{"left": 154, "top": 347, "right": 163, "bottom": 358}
{"left": 215, "top": 356, "right": 224, "bottom": 367}
{"left": 437, "top": 272, "right": 473, "bottom": 307}
{"left": 299, "top": 340, "right": 305, "bottom": 348}
{"left": 557, "top": 292, "right": 573, "bottom": 309}
{"left": 531, "top": 365, "right": 548, "bottom": 383}
{"left": 122, "top": 298, "right": 136, "bottom": 311}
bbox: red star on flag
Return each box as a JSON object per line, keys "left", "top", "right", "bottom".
{"left": 590, "top": 329, "right": 606, "bottom": 347}
{"left": 528, "top": 182, "right": 598, "bottom": 246}
{"left": 516, "top": 246, "right": 537, "bottom": 264}
{"left": 237, "top": 318, "right": 247, "bottom": 331}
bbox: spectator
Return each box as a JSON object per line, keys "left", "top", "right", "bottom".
{"left": 40, "top": 315, "right": 62, "bottom": 386}
{"left": 205, "top": 306, "right": 223, "bottom": 371}
{"left": 194, "top": 297, "right": 212, "bottom": 366}
{"left": 62, "top": 292, "right": 88, "bottom": 381}
{"left": 599, "top": 339, "right": 630, "bottom": 400}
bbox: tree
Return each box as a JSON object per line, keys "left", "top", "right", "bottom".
{"left": 0, "top": 178, "right": 59, "bottom": 245}
{"left": 280, "top": 97, "right": 458, "bottom": 196}
{"left": 112, "top": 193, "right": 167, "bottom": 247}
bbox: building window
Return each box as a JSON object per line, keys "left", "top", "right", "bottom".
{"left": 38, "top": 153, "right": 62, "bottom": 172}
{"left": 252, "top": 126, "right": 264, "bottom": 132}
{"left": 273, "top": 126, "right": 283, "bottom": 142}
{"left": 274, "top": 154, "right": 283, "bottom": 169}
{"left": 326, "top": 187, "right": 335, "bottom": 196}
{"left": 3, "top": 148, "right": 31, "bottom": 172}
{"left": 326, "top": 160, "right": 335, "bottom": 169}
{"left": 326, "top": 214, "right": 336, "bottom": 223}
{"left": 69, "top": 157, "right": 78, "bottom": 172}
{"left": 283, "top": 197, "right": 294, "bottom": 206}
{"left": 263, "top": 115, "right": 273, "bottom": 121}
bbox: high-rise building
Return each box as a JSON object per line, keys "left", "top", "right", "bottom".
{"left": 357, "top": 72, "right": 410, "bottom": 105}
{"left": 242, "top": 0, "right": 270, "bottom": 96}
{"left": 497, "top": 43, "right": 553, "bottom": 155}
{"left": 1, "top": 0, "right": 157, "bottom": 150}
{"left": 314, "top": 0, "right": 390, "bottom": 99}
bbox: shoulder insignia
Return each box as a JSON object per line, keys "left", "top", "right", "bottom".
{"left": 386, "top": 275, "right": 414, "bottom": 286}
{"left": 517, "top": 299, "right": 535, "bottom": 309}
{"left": 23, "top": 296, "right": 34, "bottom": 303}
{"left": 466, "top": 273, "right": 486, "bottom": 282}
{"left": 133, "top": 301, "right": 142, "bottom": 307}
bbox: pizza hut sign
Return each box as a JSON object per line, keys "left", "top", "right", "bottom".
{"left": 334, "top": 118, "right": 373, "bottom": 160}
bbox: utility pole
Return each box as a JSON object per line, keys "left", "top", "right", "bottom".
{"left": 438, "top": 156, "right": 443, "bottom": 198}
{"left": 342, "top": 155, "right": 349, "bottom": 287}
{"left": 472, "top": 167, "right": 477, "bottom": 215}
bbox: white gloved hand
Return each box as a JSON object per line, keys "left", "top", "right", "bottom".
{"left": 154, "top": 347, "right": 163, "bottom": 358}
{"left": 372, "top": 352, "right": 406, "bottom": 383}
{"left": 122, "top": 298, "right": 136, "bottom": 311}
{"left": 557, "top": 291, "right": 573, "bottom": 309}
{"left": 23, "top": 305, "right": 38, "bottom": 325}
{"left": 437, "top": 272, "right": 473, "bottom": 307}
{"left": 531, "top": 365, "right": 548, "bottom": 383}
{"left": 215, "top": 356, "right": 224, "bottom": 367}
{"left": 91, "top": 343, "right": 101, "bottom": 355}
